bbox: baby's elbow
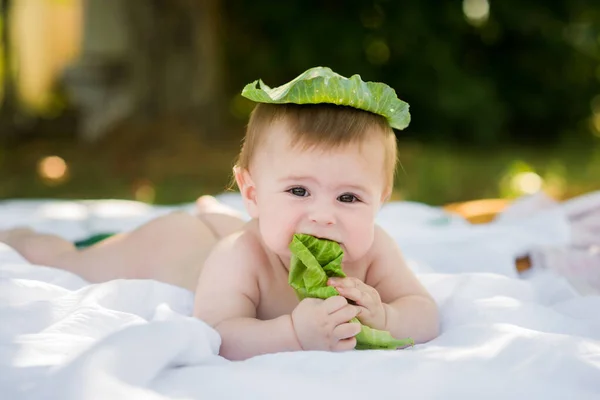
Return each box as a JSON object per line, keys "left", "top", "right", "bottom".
{"left": 218, "top": 342, "right": 246, "bottom": 361}
{"left": 214, "top": 321, "right": 246, "bottom": 361}
{"left": 421, "top": 299, "right": 441, "bottom": 343}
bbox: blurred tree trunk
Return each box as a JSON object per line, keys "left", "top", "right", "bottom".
{"left": 125, "top": 0, "right": 224, "bottom": 128}
{"left": 0, "top": 0, "right": 18, "bottom": 134}
{"left": 65, "top": 0, "right": 225, "bottom": 142}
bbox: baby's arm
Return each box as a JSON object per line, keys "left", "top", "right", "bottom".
{"left": 193, "top": 233, "right": 301, "bottom": 360}
{"left": 366, "top": 226, "right": 440, "bottom": 343}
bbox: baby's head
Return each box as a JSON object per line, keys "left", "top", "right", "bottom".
{"left": 234, "top": 102, "right": 397, "bottom": 262}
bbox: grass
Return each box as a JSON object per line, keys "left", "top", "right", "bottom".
{"left": 1, "top": 125, "right": 599, "bottom": 206}
{"left": 393, "top": 140, "right": 600, "bottom": 204}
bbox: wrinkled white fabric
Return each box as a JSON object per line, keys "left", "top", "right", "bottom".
{"left": 1, "top": 193, "right": 599, "bottom": 399}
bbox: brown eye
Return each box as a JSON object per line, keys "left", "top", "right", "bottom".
{"left": 289, "top": 187, "right": 308, "bottom": 197}
{"left": 338, "top": 193, "right": 358, "bottom": 203}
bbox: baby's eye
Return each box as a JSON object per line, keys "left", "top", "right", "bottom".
{"left": 288, "top": 187, "right": 309, "bottom": 197}
{"left": 338, "top": 193, "right": 359, "bottom": 203}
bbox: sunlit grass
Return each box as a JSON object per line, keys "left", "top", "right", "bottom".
{"left": 393, "top": 141, "right": 599, "bottom": 204}
{"left": 1, "top": 135, "right": 598, "bottom": 206}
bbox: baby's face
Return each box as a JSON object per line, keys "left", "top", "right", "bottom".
{"left": 249, "top": 122, "right": 389, "bottom": 263}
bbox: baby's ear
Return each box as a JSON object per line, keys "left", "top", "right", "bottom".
{"left": 234, "top": 166, "right": 259, "bottom": 218}
{"left": 380, "top": 186, "right": 392, "bottom": 205}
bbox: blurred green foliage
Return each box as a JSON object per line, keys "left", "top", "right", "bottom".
{"left": 223, "top": 0, "right": 600, "bottom": 146}
{"left": 1, "top": 0, "right": 600, "bottom": 204}
{"left": 1, "top": 134, "right": 597, "bottom": 205}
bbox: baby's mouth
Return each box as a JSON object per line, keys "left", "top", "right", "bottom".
{"left": 305, "top": 234, "right": 340, "bottom": 245}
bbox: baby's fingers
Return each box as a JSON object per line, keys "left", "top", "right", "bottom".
{"left": 330, "top": 304, "right": 361, "bottom": 325}
{"left": 322, "top": 295, "right": 349, "bottom": 314}
{"left": 332, "top": 321, "right": 362, "bottom": 341}
{"left": 332, "top": 336, "right": 357, "bottom": 352}
{"left": 336, "top": 286, "right": 368, "bottom": 307}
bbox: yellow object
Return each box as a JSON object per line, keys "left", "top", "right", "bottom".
{"left": 443, "top": 198, "right": 531, "bottom": 272}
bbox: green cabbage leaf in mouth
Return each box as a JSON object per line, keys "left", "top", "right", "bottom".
{"left": 288, "top": 233, "right": 414, "bottom": 350}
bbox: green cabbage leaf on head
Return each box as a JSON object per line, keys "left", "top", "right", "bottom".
{"left": 242, "top": 66, "right": 410, "bottom": 131}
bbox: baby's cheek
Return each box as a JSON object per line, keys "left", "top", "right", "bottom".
{"left": 345, "top": 221, "right": 376, "bottom": 260}
{"left": 259, "top": 218, "right": 293, "bottom": 254}
{"left": 345, "top": 239, "right": 372, "bottom": 262}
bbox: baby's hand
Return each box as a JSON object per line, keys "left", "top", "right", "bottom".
{"left": 328, "top": 277, "right": 386, "bottom": 330}
{"left": 291, "top": 296, "right": 361, "bottom": 351}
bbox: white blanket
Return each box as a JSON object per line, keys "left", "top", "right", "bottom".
{"left": 1, "top": 193, "right": 600, "bottom": 399}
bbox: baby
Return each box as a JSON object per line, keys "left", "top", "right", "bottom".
{"left": 1, "top": 67, "right": 440, "bottom": 360}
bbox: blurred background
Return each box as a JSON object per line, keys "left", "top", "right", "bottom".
{"left": 0, "top": 0, "right": 599, "bottom": 206}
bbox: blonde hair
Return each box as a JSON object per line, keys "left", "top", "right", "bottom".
{"left": 235, "top": 103, "right": 398, "bottom": 192}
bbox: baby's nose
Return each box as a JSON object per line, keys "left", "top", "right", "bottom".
{"left": 308, "top": 206, "right": 335, "bottom": 226}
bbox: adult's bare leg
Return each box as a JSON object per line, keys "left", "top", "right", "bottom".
{"left": 1, "top": 212, "right": 218, "bottom": 291}
{"left": 0, "top": 197, "right": 247, "bottom": 291}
